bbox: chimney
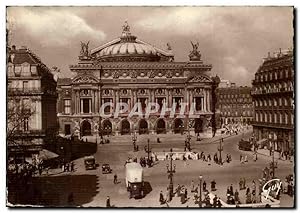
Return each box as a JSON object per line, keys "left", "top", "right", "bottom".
{"left": 11, "top": 45, "right": 16, "bottom": 50}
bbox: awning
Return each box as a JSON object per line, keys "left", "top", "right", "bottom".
{"left": 38, "top": 149, "right": 59, "bottom": 160}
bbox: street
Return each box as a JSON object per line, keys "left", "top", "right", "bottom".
{"left": 34, "top": 130, "right": 293, "bottom": 207}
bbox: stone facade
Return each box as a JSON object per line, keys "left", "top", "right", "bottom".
{"left": 7, "top": 45, "right": 57, "bottom": 160}
{"left": 251, "top": 49, "right": 294, "bottom": 153}
{"left": 57, "top": 24, "right": 219, "bottom": 138}
{"left": 216, "top": 84, "right": 253, "bottom": 126}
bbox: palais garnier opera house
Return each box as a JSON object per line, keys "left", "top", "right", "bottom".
{"left": 57, "top": 22, "right": 220, "bottom": 138}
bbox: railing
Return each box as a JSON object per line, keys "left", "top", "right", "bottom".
{"left": 8, "top": 87, "right": 43, "bottom": 95}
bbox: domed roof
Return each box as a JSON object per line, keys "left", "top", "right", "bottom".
{"left": 91, "top": 22, "right": 174, "bottom": 62}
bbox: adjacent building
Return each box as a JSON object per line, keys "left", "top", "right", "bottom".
{"left": 216, "top": 83, "right": 253, "bottom": 127}
{"left": 57, "top": 22, "right": 219, "bottom": 138}
{"left": 251, "top": 49, "right": 294, "bottom": 153}
{"left": 7, "top": 45, "right": 57, "bottom": 162}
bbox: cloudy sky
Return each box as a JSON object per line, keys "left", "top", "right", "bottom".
{"left": 7, "top": 6, "right": 293, "bottom": 85}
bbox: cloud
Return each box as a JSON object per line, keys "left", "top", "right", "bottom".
{"left": 7, "top": 7, "right": 106, "bottom": 46}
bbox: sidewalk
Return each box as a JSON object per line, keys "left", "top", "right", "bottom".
{"left": 255, "top": 149, "right": 294, "bottom": 163}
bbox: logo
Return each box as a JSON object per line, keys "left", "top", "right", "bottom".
{"left": 262, "top": 179, "right": 282, "bottom": 199}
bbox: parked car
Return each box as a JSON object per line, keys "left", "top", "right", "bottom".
{"left": 84, "top": 156, "right": 96, "bottom": 170}
{"left": 102, "top": 163, "right": 112, "bottom": 174}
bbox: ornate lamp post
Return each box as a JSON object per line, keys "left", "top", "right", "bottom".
{"left": 199, "top": 175, "right": 203, "bottom": 207}
{"left": 166, "top": 148, "right": 176, "bottom": 201}
{"left": 144, "top": 139, "right": 152, "bottom": 166}
{"left": 218, "top": 138, "right": 223, "bottom": 165}
{"left": 132, "top": 132, "right": 137, "bottom": 152}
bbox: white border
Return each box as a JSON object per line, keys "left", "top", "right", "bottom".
{"left": 0, "top": 1, "right": 298, "bottom": 213}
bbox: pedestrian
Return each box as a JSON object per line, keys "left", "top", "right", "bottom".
{"left": 193, "top": 191, "right": 198, "bottom": 204}
{"left": 106, "top": 196, "right": 111, "bottom": 207}
{"left": 203, "top": 181, "right": 207, "bottom": 191}
{"left": 240, "top": 154, "right": 243, "bottom": 162}
{"left": 234, "top": 189, "right": 239, "bottom": 203}
{"left": 114, "top": 174, "right": 118, "bottom": 184}
{"left": 244, "top": 155, "right": 248, "bottom": 162}
{"left": 191, "top": 180, "right": 195, "bottom": 192}
{"left": 230, "top": 184, "right": 233, "bottom": 196}
{"left": 246, "top": 186, "right": 250, "bottom": 195}
{"left": 66, "top": 163, "right": 69, "bottom": 172}
{"left": 213, "top": 195, "right": 218, "bottom": 207}
{"left": 176, "top": 184, "right": 181, "bottom": 197}
{"left": 71, "top": 162, "right": 75, "bottom": 172}
{"left": 226, "top": 186, "right": 231, "bottom": 196}
{"left": 216, "top": 198, "right": 222, "bottom": 208}
{"left": 211, "top": 180, "right": 216, "bottom": 191}
{"left": 184, "top": 187, "right": 188, "bottom": 200}
{"left": 157, "top": 138, "right": 161, "bottom": 143}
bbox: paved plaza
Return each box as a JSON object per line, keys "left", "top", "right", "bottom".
{"left": 33, "top": 130, "right": 294, "bottom": 207}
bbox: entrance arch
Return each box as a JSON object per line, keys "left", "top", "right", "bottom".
{"left": 102, "top": 119, "right": 112, "bottom": 136}
{"left": 194, "top": 118, "right": 203, "bottom": 134}
{"left": 174, "top": 118, "right": 184, "bottom": 134}
{"left": 139, "top": 119, "right": 148, "bottom": 134}
{"left": 121, "top": 119, "right": 130, "bottom": 135}
{"left": 81, "top": 120, "right": 92, "bottom": 136}
{"left": 156, "top": 118, "right": 166, "bottom": 134}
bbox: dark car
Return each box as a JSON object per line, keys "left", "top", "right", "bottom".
{"left": 84, "top": 156, "right": 96, "bottom": 170}
{"left": 238, "top": 139, "right": 252, "bottom": 151}
{"left": 102, "top": 164, "right": 112, "bottom": 174}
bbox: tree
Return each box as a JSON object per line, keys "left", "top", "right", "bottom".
{"left": 7, "top": 97, "right": 36, "bottom": 142}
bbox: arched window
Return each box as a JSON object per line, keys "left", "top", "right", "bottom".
{"left": 264, "top": 112, "right": 268, "bottom": 123}
{"left": 274, "top": 113, "right": 277, "bottom": 123}
{"left": 279, "top": 113, "right": 283, "bottom": 124}
{"left": 269, "top": 113, "right": 272, "bottom": 123}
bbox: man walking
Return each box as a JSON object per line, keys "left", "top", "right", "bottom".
{"left": 106, "top": 196, "right": 111, "bottom": 207}
{"left": 114, "top": 174, "right": 118, "bottom": 184}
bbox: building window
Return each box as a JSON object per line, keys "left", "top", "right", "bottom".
{"left": 279, "top": 98, "right": 282, "bottom": 106}
{"left": 291, "top": 113, "right": 294, "bottom": 125}
{"left": 83, "top": 99, "right": 90, "bottom": 113}
{"left": 269, "top": 113, "right": 272, "bottom": 123}
{"left": 24, "top": 117, "right": 29, "bottom": 131}
{"left": 23, "top": 81, "right": 29, "bottom": 91}
{"left": 103, "top": 98, "right": 112, "bottom": 113}
{"left": 195, "top": 97, "right": 202, "bottom": 111}
{"left": 274, "top": 99, "right": 277, "bottom": 106}
{"left": 64, "top": 99, "right": 71, "bottom": 114}
{"left": 274, "top": 113, "right": 277, "bottom": 123}
{"left": 279, "top": 113, "right": 283, "bottom": 124}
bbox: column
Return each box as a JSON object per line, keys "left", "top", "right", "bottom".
{"left": 131, "top": 90, "right": 134, "bottom": 109}
{"left": 80, "top": 99, "right": 83, "bottom": 113}
{"left": 207, "top": 89, "right": 211, "bottom": 112}
{"left": 95, "top": 90, "right": 98, "bottom": 114}
{"left": 77, "top": 91, "right": 80, "bottom": 114}
{"left": 112, "top": 89, "right": 116, "bottom": 112}
{"left": 92, "top": 90, "right": 95, "bottom": 113}
{"left": 89, "top": 99, "right": 92, "bottom": 113}
{"left": 203, "top": 90, "right": 207, "bottom": 112}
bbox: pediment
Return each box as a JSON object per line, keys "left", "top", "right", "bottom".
{"left": 72, "top": 74, "right": 99, "bottom": 84}
{"left": 188, "top": 75, "right": 212, "bottom": 83}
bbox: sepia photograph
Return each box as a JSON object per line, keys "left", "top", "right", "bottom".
{"left": 6, "top": 6, "right": 295, "bottom": 208}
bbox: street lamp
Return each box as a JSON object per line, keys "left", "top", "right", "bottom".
{"left": 144, "top": 139, "right": 152, "bottom": 166}
{"left": 218, "top": 138, "right": 223, "bottom": 165}
{"left": 166, "top": 148, "right": 176, "bottom": 202}
{"left": 132, "top": 133, "right": 137, "bottom": 152}
{"left": 199, "top": 175, "right": 203, "bottom": 207}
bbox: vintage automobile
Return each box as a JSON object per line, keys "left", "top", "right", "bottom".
{"left": 102, "top": 163, "right": 112, "bottom": 174}
{"left": 238, "top": 139, "right": 252, "bottom": 151}
{"left": 84, "top": 156, "right": 96, "bottom": 170}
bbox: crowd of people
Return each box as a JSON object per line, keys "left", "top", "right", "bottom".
{"left": 61, "top": 161, "right": 75, "bottom": 173}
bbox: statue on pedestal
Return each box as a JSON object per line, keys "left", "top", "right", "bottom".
{"left": 189, "top": 41, "right": 201, "bottom": 61}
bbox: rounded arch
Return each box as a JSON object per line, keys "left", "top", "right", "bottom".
{"left": 173, "top": 118, "right": 184, "bottom": 134}
{"left": 81, "top": 120, "right": 92, "bottom": 136}
{"left": 139, "top": 119, "right": 148, "bottom": 134}
{"left": 102, "top": 119, "right": 112, "bottom": 136}
{"left": 121, "top": 119, "right": 131, "bottom": 135}
{"left": 156, "top": 118, "right": 166, "bottom": 134}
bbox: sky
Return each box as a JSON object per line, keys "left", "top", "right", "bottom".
{"left": 6, "top": 6, "right": 294, "bottom": 86}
